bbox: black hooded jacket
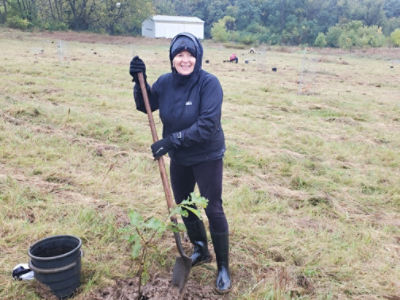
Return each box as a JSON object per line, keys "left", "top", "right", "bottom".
{"left": 133, "top": 32, "right": 225, "bottom": 166}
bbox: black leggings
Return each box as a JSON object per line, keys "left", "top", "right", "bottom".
{"left": 170, "top": 159, "right": 229, "bottom": 233}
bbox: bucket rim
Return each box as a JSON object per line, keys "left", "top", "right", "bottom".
{"left": 28, "top": 235, "right": 82, "bottom": 261}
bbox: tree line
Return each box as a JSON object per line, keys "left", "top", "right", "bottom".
{"left": 1, "top": 0, "right": 400, "bottom": 47}
{"left": 0, "top": 0, "right": 153, "bottom": 34}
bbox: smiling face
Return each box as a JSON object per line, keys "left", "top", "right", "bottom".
{"left": 172, "top": 50, "right": 196, "bottom": 75}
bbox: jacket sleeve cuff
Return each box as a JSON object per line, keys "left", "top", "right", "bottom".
{"left": 170, "top": 131, "right": 184, "bottom": 148}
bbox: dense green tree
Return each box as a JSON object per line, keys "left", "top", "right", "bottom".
{"left": 12, "top": 0, "right": 38, "bottom": 23}
{"left": 203, "top": 0, "right": 232, "bottom": 37}
{"left": 211, "top": 15, "right": 234, "bottom": 42}
{"left": 63, "top": 0, "right": 97, "bottom": 30}
{"left": 384, "top": 0, "right": 400, "bottom": 18}
{"left": 314, "top": 32, "right": 327, "bottom": 47}
{"left": 0, "top": 0, "right": 8, "bottom": 23}
{"left": 153, "top": 0, "right": 175, "bottom": 15}
{"left": 119, "top": 0, "right": 153, "bottom": 35}
{"left": 305, "top": 0, "right": 340, "bottom": 33}
{"left": 90, "top": 0, "right": 153, "bottom": 35}
{"left": 390, "top": 28, "right": 400, "bottom": 46}
{"left": 383, "top": 17, "right": 400, "bottom": 35}
{"left": 326, "top": 20, "right": 386, "bottom": 48}
{"left": 233, "top": 0, "right": 261, "bottom": 30}
{"left": 353, "top": 0, "right": 385, "bottom": 26}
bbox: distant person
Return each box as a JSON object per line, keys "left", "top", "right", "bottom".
{"left": 229, "top": 53, "right": 238, "bottom": 63}
{"left": 129, "top": 32, "right": 231, "bottom": 294}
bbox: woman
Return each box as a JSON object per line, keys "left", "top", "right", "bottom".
{"left": 129, "top": 32, "right": 231, "bottom": 294}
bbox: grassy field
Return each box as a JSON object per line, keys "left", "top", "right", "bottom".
{"left": 0, "top": 28, "right": 399, "bottom": 299}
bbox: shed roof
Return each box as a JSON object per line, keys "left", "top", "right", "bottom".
{"left": 151, "top": 15, "right": 204, "bottom": 24}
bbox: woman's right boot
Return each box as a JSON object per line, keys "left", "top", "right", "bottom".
{"left": 210, "top": 231, "right": 231, "bottom": 294}
{"left": 184, "top": 220, "right": 212, "bottom": 266}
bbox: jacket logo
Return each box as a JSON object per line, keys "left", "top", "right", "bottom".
{"left": 185, "top": 101, "right": 192, "bottom": 106}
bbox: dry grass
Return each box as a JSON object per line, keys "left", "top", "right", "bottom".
{"left": 1, "top": 28, "right": 399, "bottom": 299}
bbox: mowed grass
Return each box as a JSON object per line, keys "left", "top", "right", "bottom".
{"left": 1, "top": 28, "right": 399, "bottom": 299}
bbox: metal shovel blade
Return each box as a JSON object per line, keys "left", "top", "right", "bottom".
{"left": 171, "top": 231, "right": 192, "bottom": 293}
{"left": 172, "top": 255, "right": 192, "bottom": 292}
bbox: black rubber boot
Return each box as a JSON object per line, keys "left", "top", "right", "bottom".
{"left": 211, "top": 232, "right": 231, "bottom": 294}
{"left": 184, "top": 220, "right": 212, "bottom": 266}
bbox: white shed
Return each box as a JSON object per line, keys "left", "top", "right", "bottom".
{"left": 142, "top": 15, "right": 204, "bottom": 39}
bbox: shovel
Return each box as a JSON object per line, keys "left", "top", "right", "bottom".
{"left": 137, "top": 72, "right": 192, "bottom": 293}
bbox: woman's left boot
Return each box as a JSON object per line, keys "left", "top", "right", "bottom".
{"left": 211, "top": 231, "right": 232, "bottom": 294}
{"left": 185, "top": 220, "right": 212, "bottom": 266}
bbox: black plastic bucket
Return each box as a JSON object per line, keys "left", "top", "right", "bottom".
{"left": 28, "top": 235, "right": 82, "bottom": 299}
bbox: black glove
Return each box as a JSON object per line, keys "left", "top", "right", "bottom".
{"left": 129, "top": 56, "right": 146, "bottom": 83}
{"left": 151, "top": 136, "right": 174, "bottom": 159}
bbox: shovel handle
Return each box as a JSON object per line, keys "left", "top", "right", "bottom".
{"left": 137, "top": 73, "right": 175, "bottom": 213}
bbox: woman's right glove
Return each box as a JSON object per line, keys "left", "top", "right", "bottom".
{"left": 129, "top": 56, "right": 146, "bottom": 83}
{"left": 151, "top": 137, "right": 174, "bottom": 159}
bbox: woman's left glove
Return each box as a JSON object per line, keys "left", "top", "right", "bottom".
{"left": 151, "top": 137, "right": 174, "bottom": 159}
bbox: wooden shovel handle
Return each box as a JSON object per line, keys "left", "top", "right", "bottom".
{"left": 137, "top": 73, "right": 176, "bottom": 214}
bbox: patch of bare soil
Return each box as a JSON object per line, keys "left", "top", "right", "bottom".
{"left": 89, "top": 274, "right": 224, "bottom": 300}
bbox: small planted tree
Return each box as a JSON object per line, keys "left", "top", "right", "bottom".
{"left": 121, "top": 192, "right": 208, "bottom": 299}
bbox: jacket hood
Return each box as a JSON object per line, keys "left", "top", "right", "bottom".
{"left": 169, "top": 32, "right": 203, "bottom": 75}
